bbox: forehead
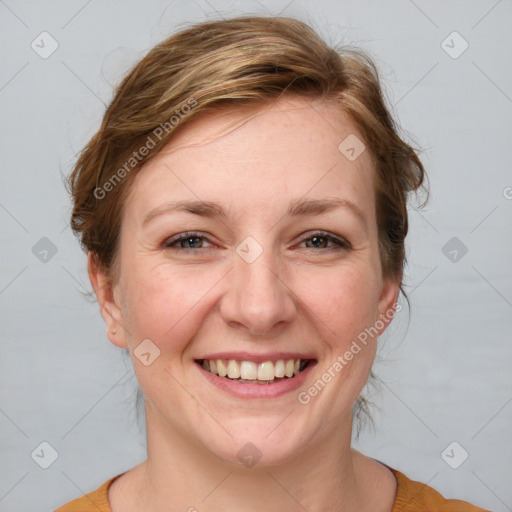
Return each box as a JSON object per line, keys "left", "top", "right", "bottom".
{"left": 124, "top": 96, "right": 375, "bottom": 224}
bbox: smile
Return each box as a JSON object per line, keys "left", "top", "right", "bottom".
{"left": 196, "top": 358, "right": 313, "bottom": 384}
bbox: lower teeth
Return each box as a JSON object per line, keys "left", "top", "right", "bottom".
{"left": 230, "top": 377, "right": 285, "bottom": 384}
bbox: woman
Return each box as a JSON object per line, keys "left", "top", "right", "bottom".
{"left": 56, "top": 15, "right": 489, "bottom": 512}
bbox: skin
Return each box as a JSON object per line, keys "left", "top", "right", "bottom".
{"left": 89, "top": 95, "right": 400, "bottom": 511}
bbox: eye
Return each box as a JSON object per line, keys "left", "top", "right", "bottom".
{"left": 162, "top": 230, "right": 351, "bottom": 252}
{"left": 297, "top": 231, "right": 351, "bottom": 251}
{"left": 163, "top": 232, "right": 214, "bottom": 250}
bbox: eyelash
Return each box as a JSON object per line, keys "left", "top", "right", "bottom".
{"left": 163, "top": 231, "right": 351, "bottom": 252}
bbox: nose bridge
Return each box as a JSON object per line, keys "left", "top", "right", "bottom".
{"left": 221, "top": 234, "right": 295, "bottom": 335}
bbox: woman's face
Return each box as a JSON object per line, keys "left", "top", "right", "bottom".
{"left": 92, "top": 95, "right": 399, "bottom": 466}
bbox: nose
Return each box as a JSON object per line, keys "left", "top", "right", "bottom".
{"left": 219, "top": 240, "right": 297, "bottom": 337}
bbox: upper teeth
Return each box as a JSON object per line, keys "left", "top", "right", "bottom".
{"left": 202, "top": 359, "right": 304, "bottom": 380}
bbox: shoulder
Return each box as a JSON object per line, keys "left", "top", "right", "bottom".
{"left": 387, "top": 465, "right": 491, "bottom": 512}
{"left": 53, "top": 473, "right": 122, "bottom": 512}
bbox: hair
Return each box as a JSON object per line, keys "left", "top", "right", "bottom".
{"left": 67, "top": 15, "right": 427, "bottom": 436}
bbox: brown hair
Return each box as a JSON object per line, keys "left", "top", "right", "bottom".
{"left": 67, "top": 15, "right": 427, "bottom": 433}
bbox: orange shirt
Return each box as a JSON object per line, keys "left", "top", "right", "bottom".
{"left": 54, "top": 465, "right": 490, "bottom": 511}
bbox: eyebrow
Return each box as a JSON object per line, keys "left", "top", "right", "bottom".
{"left": 142, "top": 197, "right": 368, "bottom": 231}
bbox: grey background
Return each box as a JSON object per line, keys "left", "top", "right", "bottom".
{"left": 1, "top": 1, "right": 511, "bottom": 511}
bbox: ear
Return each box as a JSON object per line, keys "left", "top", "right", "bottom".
{"left": 376, "top": 275, "right": 401, "bottom": 337}
{"left": 87, "top": 252, "right": 128, "bottom": 349}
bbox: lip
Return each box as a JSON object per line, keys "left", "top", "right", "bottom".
{"left": 197, "top": 352, "right": 316, "bottom": 364}
{"left": 194, "top": 359, "right": 317, "bottom": 399}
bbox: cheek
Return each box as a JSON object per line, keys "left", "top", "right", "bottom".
{"left": 121, "top": 262, "right": 224, "bottom": 350}
{"left": 291, "top": 263, "right": 382, "bottom": 411}
{"left": 292, "top": 261, "right": 381, "bottom": 346}
{"left": 120, "top": 242, "right": 382, "bottom": 359}
{"left": 120, "top": 264, "right": 213, "bottom": 403}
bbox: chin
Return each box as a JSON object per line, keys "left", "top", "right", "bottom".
{"left": 200, "top": 417, "right": 308, "bottom": 469}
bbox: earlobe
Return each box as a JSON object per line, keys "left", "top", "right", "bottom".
{"left": 87, "top": 252, "right": 128, "bottom": 349}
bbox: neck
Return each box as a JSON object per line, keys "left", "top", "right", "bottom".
{"left": 123, "top": 404, "right": 386, "bottom": 512}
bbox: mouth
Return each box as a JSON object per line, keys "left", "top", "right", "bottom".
{"left": 195, "top": 358, "right": 314, "bottom": 385}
